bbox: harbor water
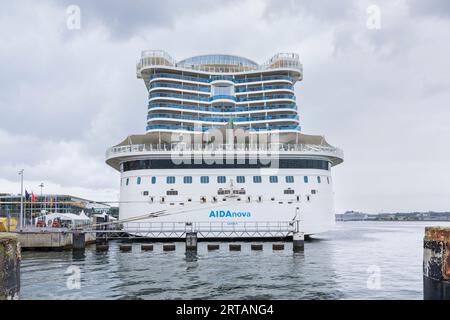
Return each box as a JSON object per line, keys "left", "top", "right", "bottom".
{"left": 20, "top": 221, "right": 450, "bottom": 300}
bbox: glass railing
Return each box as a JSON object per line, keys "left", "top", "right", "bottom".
{"left": 247, "top": 125, "right": 301, "bottom": 132}
{"left": 237, "top": 95, "right": 296, "bottom": 102}
{"left": 148, "top": 103, "right": 298, "bottom": 113}
{"left": 150, "top": 82, "right": 210, "bottom": 92}
{"left": 147, "top": 113, "right": 299, "bottom": 123}
{"left": 235, "top": 85, "right": 294, "bottom": 93}
{"left": 149, "top": 73, "right": 294, "bottom": 84}
{"left": 209, "top": 95, "right": 237, "bottom": 102}
{"left": 234, "top": 75, "right": 293, "bottom": 83}
{"left": 150, "top": 73, "right": 210, "bottom": 83}
{"left": 149, "top": 92, "right": 210, "bottom": 102}
{"left": 210, "top": 75, "right": 234, "bottom": 82}
{"left": 146, "top": 124, "right": 301, "bottom": 132}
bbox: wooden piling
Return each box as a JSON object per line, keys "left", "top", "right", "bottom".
{"left": 0, "top": 233, "right": 20, "bottom": 300}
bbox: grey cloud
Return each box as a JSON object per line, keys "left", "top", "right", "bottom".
{"left": 408, "top": 0, "right": 450, "bottom": 18}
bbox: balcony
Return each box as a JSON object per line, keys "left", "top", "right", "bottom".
{"left": 149, "top": 73, "right": 210, "bottom": 83}
{"left": 149, "top": 92, "right": 210, "bottom": 102}
{"left": 147, "top": 113, "right": 299, "bottom": 123}
{"left": 209, "top": 95, "right": 237, "bottom": 102}
{"left": 237, "top": 94, "right": 296, "bottom": 102}
{"left": 235, "top": 84, "right": 294, "bottom": 93}
{"left": 149, "top": 82, "right": 210, "bottom": 93}
{"left": 148, "top": 103, "right": 298, "bottom": 113}
{"left": 146, "top": 124, "right": 301, "bottom": 133}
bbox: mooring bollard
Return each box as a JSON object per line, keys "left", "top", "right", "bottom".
{"left": 119, "top": 244, "right": 132, "bottom": 252}
{"left": 72, "top": 231, "right": 85, "bottom": 251}
{"left": 207, "top": 244, "right": 220, "bottom": 251}
{"left": 423, "top": 227, "right": 450, "bottom": 300}
{"left": 0, "top": 233, "right": 21, "bottom": 300}
{"left": 273, "top": 244, "right": 285, "bottom": 251}
{"left": 186, "top": 232, "right": 198, "bottom": 252}
{"left": 251, "top": 244, "right": 263, "bottom": 251}
{"left": 96, "top": 244, "right": 109, "bottom": 252}
{"left": 141, "top": 244, "right": 153, "bottom": 251}
{"left": 293, "top": 231, "right": 305, "bottom": 252}
{"left": 163, "top": 244, "right": 176, "bottom": 251}
{"left": 229, "top": 244, "right": 241, "bottom": 251}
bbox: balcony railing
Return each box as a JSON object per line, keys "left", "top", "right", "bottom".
{"left": 149, "top": 92, "right": 210, "bottom": 102}
{"left": 106, "top": 141, "right": 344, "bottom": 160}
{"left": 235, "top": 85, "right": 294, "bottom": 93}
{"left": 149, "top": 82, "right": 210, "bottom": 93}
{"left": 149, "top": 73, "right": 294, "bottom": 85}
{"left": 209, "top": 95, "right": 237, "bottom": 102}
{"left": 237, "top": 94, "right": 296, "bottom": 102}
{"left": 147, "top": 113, "right": 300, "bottom": 123}
{"left": 145, "top": 124, "right": 301, "bottom": 133}
{"left": 148, "top": 103, "right": 298, "bottom": 113}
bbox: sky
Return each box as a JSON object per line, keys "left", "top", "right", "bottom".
{"left": 0, "top": 0, "right": 449, "bottom": 213}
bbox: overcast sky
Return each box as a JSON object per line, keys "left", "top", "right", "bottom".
{"left": 1, "top": 0, "right": 449, "bottom": 213}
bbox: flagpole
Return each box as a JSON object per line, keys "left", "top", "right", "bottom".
{"left": 19, "top": 169, "right": 24, "bottom": 230}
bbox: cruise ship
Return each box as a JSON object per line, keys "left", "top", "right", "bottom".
{"left": 105, "top": 50, "right": 343, "bottom": 238}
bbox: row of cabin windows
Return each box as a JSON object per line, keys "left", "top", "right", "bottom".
{"left": 125, "top": 176, "right": 330, "bottom": 186}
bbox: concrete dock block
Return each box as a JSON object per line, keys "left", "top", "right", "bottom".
{"left": 423, "top": 227, "right": 450, "bottom": 300}
{"left": 229, "top": 244, "right": 241, "bottom": 251}
{"left": 96, "top": 244, "right": 109, "bottom": 252}
{"left": 163, "top": 244, "right": 176, "bottom": 251}
{"left": 207, "top": 244, "right": 220, "bottom": 251}
{"left": 0, "top": 233, "right": 20, "bottom": 300}
{"left": 141, "top": 244, "right": 154, "bottom": 251}
{"left": 119, "top": 244, "right": 132, "bottom": 252}
{"left": 251, "top": 244, "right": 263, "bottom": 251}
{"left": 273, "top": 244, "right": 285, "bottom": 251}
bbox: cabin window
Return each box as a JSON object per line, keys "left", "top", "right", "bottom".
{"left": 200, "top": 176, "right": 209, "bottom": 184}
{"left": 236, "top": 176, "right": 245, "bottom": 183}
{"left": 151, "top": 176, "right": 156, "bottom": 184}
{"left": 126, "top": 178, "right": 129, "bottom": 186}
{"left": 184, "top": 176, "right": 193, "bottom": 184}
{"left": 137, "top": 177, "right": 141, "bottom": 185}
{"left": 166, "top": 176, "right": 176, "bottom": 184}
{"left": 217, "top": 176, "right": 226, "bottom": 184}
{"left": 286, "top": 176, "right": 294, "bottom": 183}
{"left": 317, "top": 176, "right": 321, "bottom": 184}
{"left": 253, "top": 176, "right": 262, "bottom": 183}
{"left": 269, "top": 176, "right": 278, "bottom": 183}
{"left": 304, "top": 176, "right": 309, "bottom": 183}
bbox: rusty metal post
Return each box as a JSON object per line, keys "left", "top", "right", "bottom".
{"left": 423, "top": 227, "right": 450, "bottom": 300}
{"left": 0, "top": 233, "right": 21, "bottom": 300}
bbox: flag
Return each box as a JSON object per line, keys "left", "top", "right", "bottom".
{"left": 31, "top": 192, "right": 36, "bottom": 203}
{"left": 25, "top": 190, "right": 30, "bottom": 201}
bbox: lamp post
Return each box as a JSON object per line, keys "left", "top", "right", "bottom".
{"left": 18, "top": 169, "right": 24, "bottom": 230}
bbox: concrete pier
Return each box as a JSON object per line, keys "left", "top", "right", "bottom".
{"left": 141, "top": 244, "right": 153, "bottom": 251}
{"left": 119, "top": 244, "right": 132, "bottom": 252}
{"left": 251, "top": 244, "right": 263, "bottom": 251}
{"left": 72, "top": 232, "right": 85, "bottom": 251}
{"left": 273, "top": 244, "right": 285, "bottom": 251}
{"left": 96, "top": 244, "right": 109, "bottom": 252}
{"left": 293, "top": 232, "right": 305, "bottom": 252}
{"left": 18, "top": 231, "right": 95, "bottom": 250}
{"left": 229, "top": 244, "right": 241, "bottom": 251}
{"left": 423, "top": 227, "right": 450, "bottom": 300}
{"left": 163, "top": 244, "right": 176, "bottom": 251}
{"left": 207, "top": 244, "right": 220, "bottom": 251}
{"left": 0, "top": 233, "right": 20, "bottom": 300}
{"left": 185, "top": 232, "right": 198, "bottom": 252}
